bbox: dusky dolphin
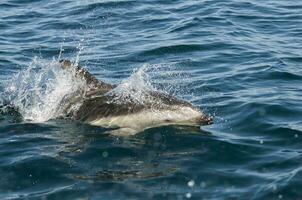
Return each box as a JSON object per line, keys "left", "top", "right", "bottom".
{"left": 58, "top": 60, "right": 213, "bottom": 136}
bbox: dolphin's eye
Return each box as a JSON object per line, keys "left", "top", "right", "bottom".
{"left": 165, "top": 119, "right": 172, "bottom": 123}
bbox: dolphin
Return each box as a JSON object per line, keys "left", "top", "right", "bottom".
{"left": 58, "top": 60, "right": 213, "bottom": 136}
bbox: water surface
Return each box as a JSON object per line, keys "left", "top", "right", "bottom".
{"left": 1, "top": 0, "right": 302, "bottom": 199}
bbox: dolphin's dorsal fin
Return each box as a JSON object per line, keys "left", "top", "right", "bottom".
{"left": 59, "top": 60, "right": 114, "bottom": 94}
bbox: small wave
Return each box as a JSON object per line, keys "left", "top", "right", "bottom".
{"left": 138, "top": 42, "right": 237, "bottom": 57}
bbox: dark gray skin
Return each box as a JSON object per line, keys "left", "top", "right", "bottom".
{"left": 59, "top": 60, "right": 213, "bottom": 127}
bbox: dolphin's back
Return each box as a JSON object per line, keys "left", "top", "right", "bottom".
{"left": 59, "top": 60, "right": 198, "bottom": 122}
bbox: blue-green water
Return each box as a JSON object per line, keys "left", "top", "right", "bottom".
{"left": 1, "top": 0, "right": 302, "bottom": 199}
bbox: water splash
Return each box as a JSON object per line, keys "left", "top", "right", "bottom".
{"left": 107, "top": 63, "right": 190, "bottom": 105}
{"left": 3, "top": 57, "right": 86, "bottom": 122}
{"left": 1, "top": 57, "right": 192, "bottom": 122}
{"left": 107, "top": 64, "right": 158, "bottom": 105}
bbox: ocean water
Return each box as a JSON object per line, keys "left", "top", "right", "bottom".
{"left": 1, "top": 0, "right": 302, "bottom": 199}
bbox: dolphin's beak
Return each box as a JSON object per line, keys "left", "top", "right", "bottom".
{"left": 197, "top": 115, "right": 213, "bottom": 126}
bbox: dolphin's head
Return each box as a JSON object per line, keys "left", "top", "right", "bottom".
{"left": 154, "top": 105, "right": 213, "bottom": 127}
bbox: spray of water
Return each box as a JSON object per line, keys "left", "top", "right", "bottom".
{"left": 107, "top": 64, "right": 158, "bottom": 105}
{"left": 107, "top": 63, "right": 191, "bottom": 105}
{"left": 3, "top": 57, "right": 86, "bottom": 122}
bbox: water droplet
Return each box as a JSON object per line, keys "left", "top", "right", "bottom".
{"left": 260, "top": 140, "right": 264, "bottom": 144}
{"left": 102, "top": 151, "right": 108, "bottom": 158}
{"left": 185, "top": 193, "right": 192, "bottom": 199}
{"left": 188, "top": 180, "right": 195, "bottom": 187}
{"left": 295, "top": 134, "right": 298, "bottom": 138}
{"left": 278, "top": 194, "right": 283, "bottom": 199}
